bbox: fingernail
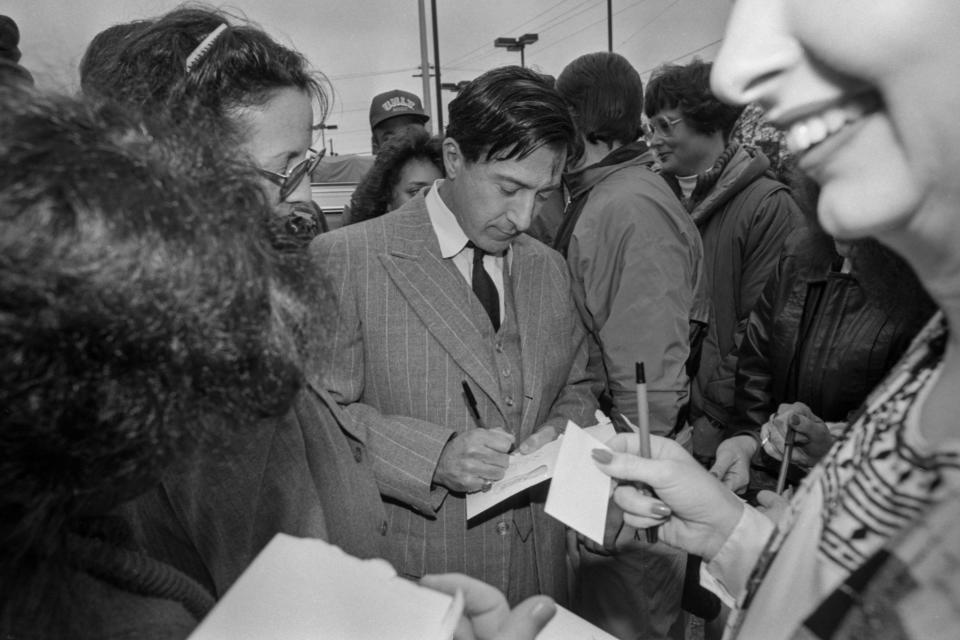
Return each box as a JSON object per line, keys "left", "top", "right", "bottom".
{"left": 531, "top": 598, "right": 557, "bottom": 624}
{"left": 651, "top": 502, "right": 672, "bottom": 517}
{"left": 591, "top": 448, "right": 613, "bottom": 464}
{"left": 790, "top": 414, "right": 800, "bottom": 425}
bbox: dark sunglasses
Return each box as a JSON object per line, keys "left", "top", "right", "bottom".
{"left": 258, "top": 147, "right": 326, "bottom": 201}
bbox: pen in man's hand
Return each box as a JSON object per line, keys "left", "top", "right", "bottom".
{"left": 635, "top": 362, "right": 659, "bottom": 544}
{"left": 776, "top": 424, "right": 797, "bottom": 495}
{"left": 462, "top": 380, "right": 486, "bottom": 430}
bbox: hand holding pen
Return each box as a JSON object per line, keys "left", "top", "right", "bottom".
{"left": 438, "top": 380, "right": 513, "bottom": 493}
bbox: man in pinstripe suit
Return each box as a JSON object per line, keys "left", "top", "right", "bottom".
{"left": 310, "top": 66, "right": 600, "bottom": 606}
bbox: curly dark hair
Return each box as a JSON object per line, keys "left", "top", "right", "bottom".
{"left": 0, "top": 89, "right": 304, "bottom": 603}
{"left": 348, "top": 128, "right": 443, "bottom": 224}
{"left": 82, "top": 5, "right": 329, "bottom": 138}
{"left": 644, "top": 58, "right": 745, "bottom": 142}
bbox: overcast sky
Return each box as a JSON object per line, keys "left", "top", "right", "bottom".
{"left": 5, "top": 0, "right": 731, "bottom": 155}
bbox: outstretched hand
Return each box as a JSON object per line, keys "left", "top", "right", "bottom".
{"left": 421, "top": 573, "right": 556, "bottom": 640}
{"left": 762, "top": 402, "right": 833, "bottom": 467}
{"left": 710, "top": 434, "right": 758, "bottom": 493}
{"left": 591, "top": 434, "right": 745, "bottom": 561}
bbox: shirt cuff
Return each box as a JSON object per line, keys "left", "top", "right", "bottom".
{"left": 700, "top": 504, "right": 776, "bottom": 606}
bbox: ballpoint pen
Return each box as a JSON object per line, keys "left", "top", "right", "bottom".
{"left": 776, "top": 424, "right": 797, "bottom": 495}
{"left": 635, "top": 362, "right": 658, "bottom": 544}
{"left": 461, "top": 380, "right": 486, "bottom": 430}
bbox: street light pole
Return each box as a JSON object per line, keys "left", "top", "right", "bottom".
{"left": 493, "top": 33, "right": 539, "bottom": 68}
{"left": 314, "top": 123, "right": 338, "bottom": 154}
{"left": 608, "top": 0, "right": 613, "bottom": 52}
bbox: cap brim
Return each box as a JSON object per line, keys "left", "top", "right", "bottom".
{"left": 370, "top": 111, "right": 430, "bottom": 129}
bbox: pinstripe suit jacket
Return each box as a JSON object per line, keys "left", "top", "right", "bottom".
{"left": 308, "top": 193, "right": 598, "bottom": 600}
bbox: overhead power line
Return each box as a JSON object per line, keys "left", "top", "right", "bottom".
{"left": 443, "top": 0, "right": 587, "bottom": 69}
{"left": 617, "top": 0, "right": 682, "bottom": 47}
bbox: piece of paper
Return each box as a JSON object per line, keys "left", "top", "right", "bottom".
{"left": 466, "top": 411, "right": 614, "bottom": 519}
{"left": 538, "top": 604, "right": 619, "bottom": 640}
{"left": 466, "top": 437, "right": 558, "bottom": 518}
{"left": 544, "top": 421, "right": 613, "bottom": 545}
{"left": 189, "top": 534, "right": 462, "bottom": 640}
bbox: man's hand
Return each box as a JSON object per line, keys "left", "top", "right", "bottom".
{"left": 433, "top": 429, "right": 515, "bottom": 493}
{"left": 762, "top": 402, "right": 833, "bottom": 467}
{"left": 710, "top": 434, "right": 758, "bottom": 493}
{"left": 420, "top": 573, "right": 556, "bottom": 640}
{"left": 515, "top": 425, "right": 559, "bottom": 455}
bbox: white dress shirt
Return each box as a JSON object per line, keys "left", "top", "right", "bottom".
{"left": 425, "top": 179, "right": 508, "bottom": 325}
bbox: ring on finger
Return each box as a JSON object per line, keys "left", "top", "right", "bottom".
{"left": 481, "top": 480, "right": 493, "bottom": 492}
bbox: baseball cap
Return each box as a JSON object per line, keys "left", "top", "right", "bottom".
{"left": 369, "top": 89, "right": 430, "bottom": 130}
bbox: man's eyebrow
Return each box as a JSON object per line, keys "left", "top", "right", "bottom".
{"left": 490, "top": 173, "right": 557, "bottom": 191}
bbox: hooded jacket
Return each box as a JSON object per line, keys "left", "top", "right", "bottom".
{"left": 667, "top": 144, "right": 801, "bottom": 439}
{"left": 556, "top": 142, "right": 708, "bottom": 434}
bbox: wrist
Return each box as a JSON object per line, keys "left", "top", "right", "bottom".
{"left": 431, "top": 432, "right": 458, "bottom": 487}
{"left": 704, "top": 492, "right": 746, "bottom": 561}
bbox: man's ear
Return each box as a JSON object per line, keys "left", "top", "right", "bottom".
{"left": 442, "top": 137, "right": 463, "bottom": 179}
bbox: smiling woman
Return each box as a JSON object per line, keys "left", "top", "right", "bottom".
{"left": 587, "top": 1, "right": 960, "bottom": 639}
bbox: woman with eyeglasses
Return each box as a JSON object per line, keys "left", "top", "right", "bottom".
{"left": 590, "top": 0, "right": 960, "bottom": 638}
{"left": 80, "top": 8, "right": 328, "bottom": 248}
{"left": 79, "top": 1, "right": 390, "bottom": 601}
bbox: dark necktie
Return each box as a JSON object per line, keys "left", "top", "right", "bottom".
{"left": 467, "top": 242, "right": 500, "bottom": 332}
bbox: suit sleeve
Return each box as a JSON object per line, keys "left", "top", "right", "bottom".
{"left": 567, "top": 186, "right": 695, "bottom": 435}
{"left": 536, "top": 250, "right": 603, "bottom": 433}
{"left": 308, "top": 232, "right": 452, "bottom": 516}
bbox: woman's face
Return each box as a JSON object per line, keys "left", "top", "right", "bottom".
{"left": 711, "top": 0, "right": 960, "bottom": 240}
{"left": 389, "top": 157, "right": 442, "bottom": 211}
{"left": 237, "top": 87, "right": 315, "bottom": 209}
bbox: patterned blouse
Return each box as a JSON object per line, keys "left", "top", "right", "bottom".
{"left": 725, "top": 312, "right": 960, "bottom": 639}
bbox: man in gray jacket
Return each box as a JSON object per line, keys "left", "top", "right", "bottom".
{"left": 555, "top": 52, "right": 708, "bottom": 640}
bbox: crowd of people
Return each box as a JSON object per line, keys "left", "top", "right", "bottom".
{"left": 2, "top": 1, "right": 958, "bottom": 638}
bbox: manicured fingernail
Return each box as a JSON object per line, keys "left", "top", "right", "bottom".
{"left": 531, "top": 598, "right": 557, "bottom": 623}
{"left": 591, "top": 448, "right": 613, "bottom": 464}
{"left": 651, "top": 502, "right": 672, "bottom": 517}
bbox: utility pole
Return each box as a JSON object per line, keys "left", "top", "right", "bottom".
{"left": 417, "top": 0, "right": 433, "bottom": 123}
{"left": 431, "top": 0, "right": 443, "bottom": 133}
{"left": 608, "top": 0, "right": 613, "bottom": 52}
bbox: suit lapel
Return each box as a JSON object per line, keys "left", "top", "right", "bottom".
{"left": 510, "top": 238, "right": 548, "bottom": 435}
{"left": 378, "top": 201, "right": 502, "bottom": 404}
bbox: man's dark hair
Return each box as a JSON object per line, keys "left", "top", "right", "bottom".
{"left": 0, "top": 88, "right": 304, "bottom": 623}
{"left": 445, "top": 65, "right": 576, "bottom": 164}
{"left": 349, "top": 128, "right": 443, "bottom": 224}
{"left": 644, "top": 58, "right": 745, "bottom": 142}
{"left": 83, "top": 6, "right": 329, "bottom": 136}
{"left": 556, "top": 52, "right": 643, "bottom": 146}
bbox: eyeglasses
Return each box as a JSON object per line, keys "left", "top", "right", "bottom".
{"left": 642, "top": 115, "right": 685, "bottom": 141}
{"left": 258, "top": 147, "right": 326, "bottom": 201}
